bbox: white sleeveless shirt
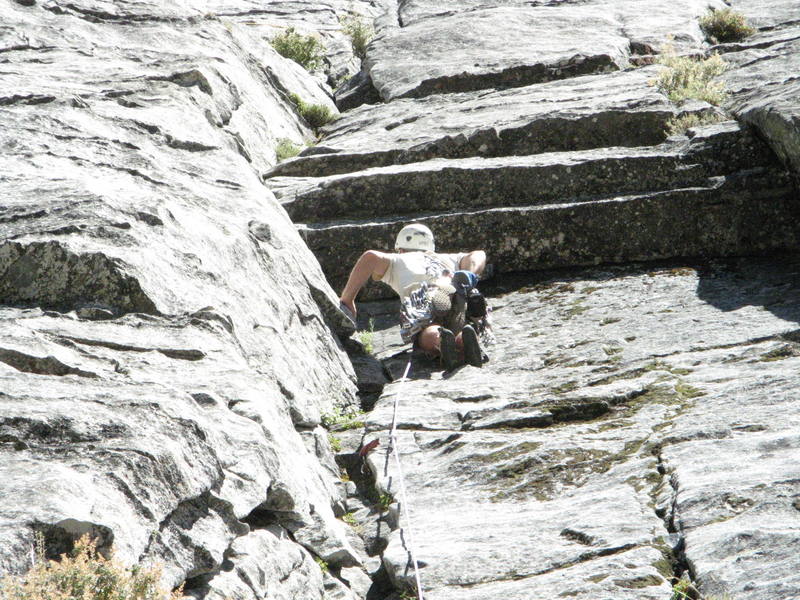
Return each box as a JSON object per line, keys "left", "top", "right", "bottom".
{"left": 380, "top": 251, "right": 465, "bottom": 300}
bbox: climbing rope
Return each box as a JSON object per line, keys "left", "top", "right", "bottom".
{"left": 387, "top": 357, "right": 426, "bottom": 600}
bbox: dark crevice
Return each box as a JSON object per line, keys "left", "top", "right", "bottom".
{"left": 0, "top": 348, "right": 98, "bottom": 378}
{"left": 43, "top": 3, "right": 183, "bottom": 24}
{"left": 240, "top": 507, "right": 280, "bottom": 530}
{"left": 650, "top": 448, "right": 696, "bottom": 594}
{"left": 31, "top": 520, "right": 115, "bottom": 560}
{"left": 58, "top": 335, "right": 205, "bottom": 361}
{"left": 164, "top": 135, "right": 219, "bottom": 152}
{"left": 0, "top": 94, "right": 56, "bottom": 106}
{"left": 0, "top": 45, "right": 56, "bottom": 54}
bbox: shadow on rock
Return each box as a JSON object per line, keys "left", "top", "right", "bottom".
{"left": 694, "top": 252, "right": 800, "bottom": 326}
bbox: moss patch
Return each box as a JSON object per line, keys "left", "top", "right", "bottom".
{"left": 759, "top": 344, "right": 796, "bottom": 362}
{"left": 551, "top": 380, "right": 580, "bottom": 394}
{"left": 614, "top": 574, "right": 664, "bottom": 588}
{"left": 565, "top": 299, "right": 588, "bottom": 318}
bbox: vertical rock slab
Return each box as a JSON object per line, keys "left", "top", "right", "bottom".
{"left": 0, "top": 0, "right": 361, "bottom": 596}
{"left": 719, "top": 1, "right": 800, "bottom": 177}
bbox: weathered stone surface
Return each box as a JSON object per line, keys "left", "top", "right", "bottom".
{"left": 357, "top": 255, "right": 800, "bottom": 600}
{"left": 363, "top": 0, "right": 726, "bottom": 101}
{"left": 367, "top": 5, "right": 630, "bottom": 100}
{"left": 706, "top": 1, "right": 800, "bottom": 177}
{"left": 723, "top": 34, "right": 800, "bottom": 176}
{"left": 188, "top": 526, "right": 325, "bottom": 600}
{"left": 398, "top": 0, "right": 721, "bottom": 51}
{"left": 273, "top": 129, "right": 771, "bottom": 224}
{"left": 288, "top": 123, "right": 797, "bottom": 295}
{"left": 4, "top": 0, "right": 800, "bottom": 599}
{"left": 0, "top": 308, "right": 356, "bottom": 583}
{"left": 0, "top": 0, "right": 363, "bottom": 598}
{"left": 725, "top": 0, "right": 800, "bottom": 29}
{"left": 269, "top": 67, "right": 687, "bottom": 179}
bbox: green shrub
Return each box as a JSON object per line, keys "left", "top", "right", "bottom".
{"left": 321, "top": 406, "right": 365, "bottom": 431}
{"left": 275, "top": 138, "right": 303, "bottom": 161}
{"left": 340, "top": 512, "right": 365, "bottom": 535}
{"left": 665, "top": 111, "right": 726, "bottom": 136}
{"left": 328, "top": 433, "right": 342, "bottom": 452}
{"left": 378, "top": 493, "right": 394, "bottom": 511}
{"left": 275, "top": 138, "right": 302, "bottom": 161}
{"left": 314, "top": 557, "right": 329, "bottom": 573}
{"left": 654, "top": 47, "right": 727, "bottom": 106}
{"left": 356, "top": 318, "right": 375, "bottom": 354}
{"left": 670, "top": 578, "right": 700, "bottom": 600}
{"left": 302, "top": 103, "right": 336, "bottom": 129}
{"left": 340, "top": 14, "right": 374, "bottom": 60}
{"left": 271, "top": 27, "right": 325, "bottom": 71}
{"left": 288, "top": 93, "right": 336, "bottom": 129}
{"left": 0, "top": 535, "right": 181, "bottom": 600}
{"left": 700, "top": 8, "right": 755, "bottom": 43}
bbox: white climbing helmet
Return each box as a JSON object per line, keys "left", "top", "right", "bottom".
{"left": 395, "top": 223, "right": 435, "bottom": 252}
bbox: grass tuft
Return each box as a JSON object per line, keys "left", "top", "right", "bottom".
{"left": 356, "top": 318, "right": 375, "bottom": 354}
{"left": 340, "top": 14, "right": 374, "bottom": 60}
{"left": 0, "top": 534, "right": 181, "bottom": 600}
{"left": 654, "top": 47, "right": 727, "bottom": 106}
{"left": 700, "top": 8, "right": 756, "bottom": 43}
{"left": 271, "top": 27, "right": 325, "bottom": 71}
{"left": 321, "top": 406, "right": 365, "bottom": 431}
{"left": 665, "top": 111, "right": 726, "bottom": 136}
{"left": 275, "top": 138, "right": 302, "bottom": 161}
{"left": 328, "top": 433, "right": 342, "bottom": 453}
{"left": 378, "top": 493, "right": 394, "bottom": 511}
{"left": 288, "top": 93, "right": 336, "bottom": 129}
{"left": 314, "top": 557, "right": 329, "bottom": 573}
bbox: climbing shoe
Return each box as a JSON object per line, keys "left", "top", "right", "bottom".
{"left": 439, "top": 327, "right": 459, "bottom": 371}
{"left": 462, "top": 324, "right": 483, "bottom": 368}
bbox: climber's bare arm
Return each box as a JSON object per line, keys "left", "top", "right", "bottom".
{"left": 340, "top": 251, "right": 391, "bottom": 317}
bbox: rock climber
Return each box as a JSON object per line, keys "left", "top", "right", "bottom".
{"left": 339, "top": 223, "right": 488, "bottom": 370}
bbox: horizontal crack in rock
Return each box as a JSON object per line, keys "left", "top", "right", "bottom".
{"left": 60, "top": 336, "right": 205, "bottom": 361}
{"left": 0, "top": 347, "right": 98, "bottom": 378}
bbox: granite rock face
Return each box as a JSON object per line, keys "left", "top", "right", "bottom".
{"left": 364, "top": 0, "right": 726, "bottom": 101}
{"left": 0, "top": 0, "right": 371, "bottom": 598}
{"left": 356, "top": 256, "right": 800, "bottom": 600}
{"left": 721, "top": 0, "right": 800, "bottom": 177}
{"left": 266, "top": 0, "right": 800, "bottom": 299}
{"left": 3, "top": 0, "right": 800, "bottom": 599}
{"left": 262, "top": 0, "right": 799, "bottom": 598}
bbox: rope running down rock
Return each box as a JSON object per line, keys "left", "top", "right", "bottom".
{"left": 388, "top": 358, "right": 425, "bottom": 599}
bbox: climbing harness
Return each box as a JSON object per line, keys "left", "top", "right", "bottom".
{"left": 387, "top": 358, "right": 426, "bottom": 600}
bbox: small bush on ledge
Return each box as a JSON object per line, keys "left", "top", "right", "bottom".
{"left": 271, "top": 27, "right": 325, "bottom": 71}
{"left": 340, "top": 14, "right": 374, "bottom": 60}
{"left": 665, "top": 112, "right": 726, "bottom": 136}
{"left": 288, "top": 93, "right": 336, "bottom": 129}
{"left": 700, "top": 8, "right": 756, "bottom": 43}
{"left": 654, "top": 47, "right": 727, "bottom": 106}
{"left": 275, "top": 138, "right": 302, "bottom": 161}
{"left": 0, "top": 535, "right": 181, "bottom": 600}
